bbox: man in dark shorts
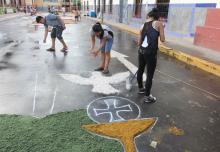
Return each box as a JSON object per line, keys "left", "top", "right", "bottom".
{"left": 36, "top": 13, "right": 68, "bottom": 53}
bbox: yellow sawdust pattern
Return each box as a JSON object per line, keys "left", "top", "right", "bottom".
{"left": 169, "top": 126, "right": 184, "bottom": 136}
{"left": 82, "top": 118, "right": 156, "bottom": 152}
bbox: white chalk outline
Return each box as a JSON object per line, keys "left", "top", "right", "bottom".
{"left": 94, "top": 99, "right": 133, "bottom": 122}
{"left": 50, "top": 87, "right": 58, "bottom": 114}
{"left": 87, "top": 96, "right": 141, "bottom": 124}
{"left": 32, "top": 73, "right": 38, "bottom": 114}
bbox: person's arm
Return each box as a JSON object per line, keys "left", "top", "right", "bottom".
{"left": 57, "top": 16, "right": 66, "bottom": 30}
{"left": 137, "top": 24, "right": 144, "bottom": 46}
{"left": 97, "top": 37, "right": 107, "bottom": 51}
{"left": 92, "top": 37, "right": 108, "bottom": 57}
{"left": 43, "top": 27, "right": 49, "bottom": 43}
{"left": 158, "top": 21, "right": 165, "bottom": 42}
{"left": 137, "top": 28, "right": 143, "bottom": 46}
{"left": 90, "top": 35, "right": 96, "bottom": 50}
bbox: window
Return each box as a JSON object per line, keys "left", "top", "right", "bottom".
{"left": 134, "top": 0, "right": 142, "bottom": 18}
{"left": 109, "top": 0, "right": 113, "bottom": 13}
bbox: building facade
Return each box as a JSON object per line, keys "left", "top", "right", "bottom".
{"left": 0, "top": 0, "right": 26, "bottom": 8}
{"left": 83, "top": 0, "right": 220, "bottom": 39}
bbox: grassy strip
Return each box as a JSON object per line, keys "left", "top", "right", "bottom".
{"left": 0, "top": 109, "right": 122, "bottom": 152}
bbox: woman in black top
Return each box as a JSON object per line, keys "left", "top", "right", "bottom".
{"left": 137, "top": 8, "right": 165, "bottom": 103}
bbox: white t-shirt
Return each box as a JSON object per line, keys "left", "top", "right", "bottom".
{"left": 90, "top": 24, "right": 112, "bottom": 39}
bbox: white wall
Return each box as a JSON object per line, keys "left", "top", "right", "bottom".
{"left": 217, "top": 1, "right": 220, "bottom": 8}
{"left": 97, "top": 0, "right": 119, "bottom": 5}
{"left": 87, "top": 0, "right": 220, "bottom": 7}
{"left": 169, "top": 0, "right": 219, "bottom": 4}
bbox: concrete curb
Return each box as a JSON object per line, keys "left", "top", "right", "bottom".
{"left": 88, "top": 17, "right": 220, "bottom": 77}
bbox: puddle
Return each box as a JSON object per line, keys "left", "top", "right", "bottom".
{"left": 3, "top": 52, "right": 13, "bottom": 59}
{"left": 4, "top": 40, "right": 14, "bottom": 44}
{"left": 0, "top": 61, "right": 17, "bottom": 71}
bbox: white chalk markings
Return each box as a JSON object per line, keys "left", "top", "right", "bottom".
{"left": 94, "top": 98, "right": 133, "bottom": 122}
{"left": 50, "top": 87, "right": 58, "bottom": 114}
{"left": 32, "top": 73, "right": 38, "bottom": 114}
{"left": 87, "top": 96, "right": 141, "bottom": 124}
{"left": 60, "top": 71, "right": 130, "bottom": 95}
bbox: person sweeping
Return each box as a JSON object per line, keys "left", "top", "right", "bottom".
{"left": 137, "top": 8, "right": 165, "bottom": 103}
{"left": 36, "top": 13, "right": 68, "bottom": 53}
{"left": 90, "top": 22, "right": 114, "bottom": 75}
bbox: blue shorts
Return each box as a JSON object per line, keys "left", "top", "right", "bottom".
{"left": 100, "top": 37, "right": 113, "bottom": 53}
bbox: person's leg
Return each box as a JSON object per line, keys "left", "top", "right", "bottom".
{"left": 95, "top": 41, "right": 105, "bottom": 71}
{"left": 104, "top": 52, "right": 110, "bottom": 71}
{"left": 59, "top": 39, "right": 68, "bottom": 49}
{"left": 137, "top": 52, "right": 146, "bottom": 89}
{"left": 145, "top": 55, "right": 157, "bottom": 96}
{"left": 100, "top": 52, "right": 106, "bottom": 68}
{"left": 56, "top": 27, "right": 68, "bottom": 50}
{"left": 47, "top": 27, "right": 56, "bottom": 51}
{"left": 102, "top": 38, "right": 113, "bottom": 74}
{"left": 51, "top": 38, "right": 56, "bottom": 49}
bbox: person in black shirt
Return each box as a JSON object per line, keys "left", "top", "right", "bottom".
{"left": 137, "top": 8, "right": 165, "bottom": 103}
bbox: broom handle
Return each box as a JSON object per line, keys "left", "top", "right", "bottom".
{"left": 129, "top": 70, "right": 138, "bottom": 82}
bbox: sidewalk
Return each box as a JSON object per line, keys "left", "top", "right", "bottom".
{"left": 0, "top": 13, "right": 26, "bottom": 22}
{"left": 88, "top": 17, "right": 220, "bottom": 77}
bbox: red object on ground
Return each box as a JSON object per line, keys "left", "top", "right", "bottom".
{"left": 194, "top": 9, "right": 220, "bottom": 51}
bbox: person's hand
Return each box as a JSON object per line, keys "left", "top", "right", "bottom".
{"left": 43, "top": 39, "right": 46, "bottom": 43}
{"left": 136, "top": 40, "right": 141, "bottom": 46}
{"left": 91, "top": 50, "right": 99, "bottom": 57}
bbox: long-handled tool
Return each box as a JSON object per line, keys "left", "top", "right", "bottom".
{"left": 126, "top": 70, "right": 138, "bottom": 91}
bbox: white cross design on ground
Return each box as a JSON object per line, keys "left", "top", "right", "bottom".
{"left": 93, "top": 99, "right": 133, "bottom": 122}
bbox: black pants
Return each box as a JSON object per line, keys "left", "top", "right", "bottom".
{"left": 137, "top": 52, "right": 157, "bottom": 96}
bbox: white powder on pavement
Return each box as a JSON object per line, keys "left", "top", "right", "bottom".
{"left": 0, "top": 33, "right": 6, "bottom": 40}
{"left": 60, "top": 71, "right": 130, "bottom": 95}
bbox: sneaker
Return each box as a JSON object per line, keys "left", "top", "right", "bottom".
{"left": 46, "top": 48, "right": 55, "bottom": 52}
{"left": 102, "top": 69, "right": 109, "bottom": 74}
{"left": 94, "top": 67, "right": 104, "bottom": 71}
{"left": 143, "top": 94, "right": 156, "bottom": 103}
{"left": 138, "top": 88, "right": 145, "bottom": 94}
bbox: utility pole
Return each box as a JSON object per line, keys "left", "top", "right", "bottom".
{"left": 75, "top": 0, "right": 77, "bottom": 10}
{"left": 101, "top": 0, "right": 104, "bottom": 23}
{"left": 2, "top": 0, "right": 5, "bottom": 14}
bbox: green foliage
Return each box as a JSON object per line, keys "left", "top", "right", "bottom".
{"left": 0, "top": 110, "right": 122, "bottom": 152}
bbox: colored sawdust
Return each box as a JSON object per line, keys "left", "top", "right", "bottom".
{"left": 0, "top": 109, "right": 122, "bottom": 152}
{"left": 169, "top": 126, "right": 184, "bottom": 136}
{"left": 82, "top": 118, "right": 156, "bottom": 152}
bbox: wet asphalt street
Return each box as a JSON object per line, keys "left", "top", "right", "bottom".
{"left": 0, "top": 15, "right": 220, "bottom": 152}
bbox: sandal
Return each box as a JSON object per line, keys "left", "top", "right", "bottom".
{"left": 102, "top": 69, "right": 109, "bottom": 74}
{"left": 94, "top": 67, "right": 104, "bottom": 71}
{"left": 46, "top": 48, "right": 55, "bottom": 52}
{"left": 60, "top": 48, "right": 68, "bottom": 53}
